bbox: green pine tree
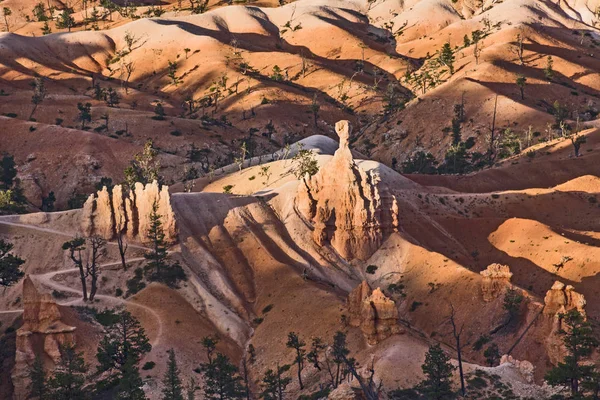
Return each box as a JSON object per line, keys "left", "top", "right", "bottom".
{"left": 286, "top": 332, "right": 306, "bottom": 389}
{"left": 116, "top": 360, "right": 147, "bottom": 400}
{"left": 143, "top": 201, "right": 185, "bottom": 287}
{"left": 199, "top": 350, "right": 244, "bottom": 400}
{"left": 439, "top": 43, "right": 455, "bottom": 75}
{"left": 259, "top": 364, "right": 291, "bottom": 400}
{"left": 144, "top": 201, "right": 169, "bottom": 281}
{"left": 0, "top": 154, "right": 17, "bottom": 189}
{"left": 0, "top": 239, "right": 25, "bottom": 287}
{"left": 96, "top": 311, "right": 152, "bottom": 377}
{"left": 48, "top": 343, "right": 88, "bottom": 400}
{"left": 162, "top": 349, "right": 184, "bottom": 400}
{"left": 545, "top": 309, "right": 598, "bottom": 397}
{"left": 418, "top": 344, "right": 456, "bottom": 400}
{"left": 29, "top": 356, "right": 48, "bottom": 400}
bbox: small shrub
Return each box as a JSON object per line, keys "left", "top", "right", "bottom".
{"left": 366, "top": 265, "right": 378, "bottom": 274}
{"left": 115, "top": 288, "right": 123, "bottom": 297}
{"left": 142, "top": 361, "right": 156, "bottom": 370}
{"left": 223, "top": 185, "right": 234, "bottom": 194}
{"left": 126, "top": 268, "right": 146, "bottom": 297}
{"left": 409, "top": 301, "right": 423, "bottom": 312}
{"left": 253, "top": 317, "right": 264, "bottom": 325}
{"left": 169, "top": 130, "right": 182, "bottom": 136}
{"left": 472, "top": 334, "right": 490, "bottom": 351}
{"left": 52, "top": 290, "right": 68, "bottom": 299}
{"left": 262, "top": 304, "right": 274, "bottom": 314}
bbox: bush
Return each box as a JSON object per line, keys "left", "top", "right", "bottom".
{"left": 115, "top": 288, "right": 123, "bottom": 297}
{"left": 223, "top": 185, "right": 234, "bottom": 194}
{"left": 126, "top": 268, "right": 146, "bottom": 297}
{"left": 142, "top": 361, "right": 156, "bottom": 370}
{"left": 410, "top": 301, "right": 423, "bottom": 312}
{"left": 262, "top": 304, "right": 273, "bottom": 314}
{"left": 366, "top": 265, "right": 378, "bottom": 274}
{"left": 52, "top": 290, "right": 68, "bottom": 299}
{"left": 146, "top": 262, "right": 187, "bottom": 288}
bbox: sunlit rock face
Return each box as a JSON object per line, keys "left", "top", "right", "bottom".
{"left": 81, "top": 180, "right": 177, "bottom": 243}
{"left": 296, "top": 120, "right": 399, "bottom": 261}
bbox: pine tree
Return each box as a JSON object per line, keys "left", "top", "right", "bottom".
{"left": 545, "top": 310, "right": 598, "bottom": 396}
{"left": 285, "top": 332, "right": 306, "bottom": 389}
{"left": 439, "top": 43, "right": 455, "bottom": 75}
{"left": 143, "top": 201, "right": 186, "bottom": 287}
{"left": 77, "top": 103, "right": 92, "bottom": 130}
{"left": 96, "top": 311, "right": 152, "bottom": 377}
{"left": 162, "top": 349, "right": 184, "bottom": 400}
{"left": 56, "top": 8, "right": 75, "bottom": 32}
{"left": 0, "top": 239, "right": 25, "bottom": 287}
{"left": 29, "top": 356, "right": 48, "bottom": 400}
{"left": 418, "top": 344, "right": 456, "bottom": 400}
{"left": 0, "top": 154, "right": 17, "bottom": 189}
{"left": 516, "top": 74, "right": 527, "bottom": 100}
{"left": 144, "top": 200, "right": 168, "bottom": 280}
{"left": 62, "top": 238, "right": 88, "bottom": 301}
{"left": 259, "top": 364, "right": 291, "bottom": 400}
{"left": 116, "top": 360, "right": 147, "bottom": 400}
{"left": 48, "top": 343, "right": 88, "bottom": 400}
{"left": 199, "top": 351, "right": 244, "bottom": 400}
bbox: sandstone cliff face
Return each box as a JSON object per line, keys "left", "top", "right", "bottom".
{"left": 12, "top": 277, "right": 76, "bottom": 399}
{"left": 81, "top": 180, "right": 177, "bottom": 243}
{"left": 480, "top": 263, "right": 513, "bottom": 302}
{"left": 543, "top": 281, "right": 587, "bottom": 365}
{"left": 296, "top": 120, "right": 399, "bottom": 261}
{"left": 348, "top": 281, "right": 401, "bottom": 344}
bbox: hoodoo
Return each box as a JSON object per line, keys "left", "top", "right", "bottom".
{"left": 296, "top": 121, "right": 399, "bottom": 261}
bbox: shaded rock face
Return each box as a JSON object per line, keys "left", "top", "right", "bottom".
{"left": 348, "top": 281, "right": 401, "bottom": 345}
{"left": 480, "top": 263, "right": 513, "bottom": 302}
{"left": 12, "top": 277, "right": 76, "bottom": 399}
{"left": 543, "top": 281, "right": 587, "bottom": 365}
{"left": 81, "top": 180, "right": 177, "bottom": 243}
{"left": 296, "top": 120, "right": 399, "bottom": 261}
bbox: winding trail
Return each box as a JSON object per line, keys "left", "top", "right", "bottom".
{"left": 0, "top": 220, "right": 149, "bottom": 250}
{"left": 1, "top": 259, "right": 163, "bottom": 347}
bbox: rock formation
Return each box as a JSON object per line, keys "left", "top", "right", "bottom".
{"left": 12, "top": 277, "right": 76, "bottom": 399}
{"left": 543, "top": 281, "right": 587, "bottom": 365}
{"left": 543, "top": 281, "right": 586, "bottom": 317}
{"left": 348, "top": 281, "right": 401, "bottom": 344}
{"left": 499, "top": 355, "right": 535, "bottom": 383}
{"left": 296, "top": 120, "right": 399, "bottom": 261}
{"left": 81, "top": 180, "right": 177, "bottom": 243}
{"left": 480, "top": 263, "right": 513, "bottom": 302}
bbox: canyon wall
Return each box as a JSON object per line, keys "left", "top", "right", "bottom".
{"left": 81, "top": 181, "right": 177, "bottom": 243}
{"left": 296, "top": 120, "right": 399, "bottom": 261}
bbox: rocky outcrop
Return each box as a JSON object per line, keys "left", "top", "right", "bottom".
{"left": 81, "top": 180, "right": 177, "bottom": 243}
{"left": 543, "top": 281, "right": 587, "bottom": 365}
{"left": 12, "top": 277, "right": 76, "bottom": 399}
{"left": 543, "top": 281, "right": 586, "bottom": 317}
{"left": 499, "top": 355, "right": 535, "bottom": 383}
{"left": 480, "top": 263, "right": 512, "bottom": 302}
{"left": 348, "top": 281, "right": 401, "bottom": 344}
{"left": 296, "top": 120, "right": 399, "bottom": 261}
